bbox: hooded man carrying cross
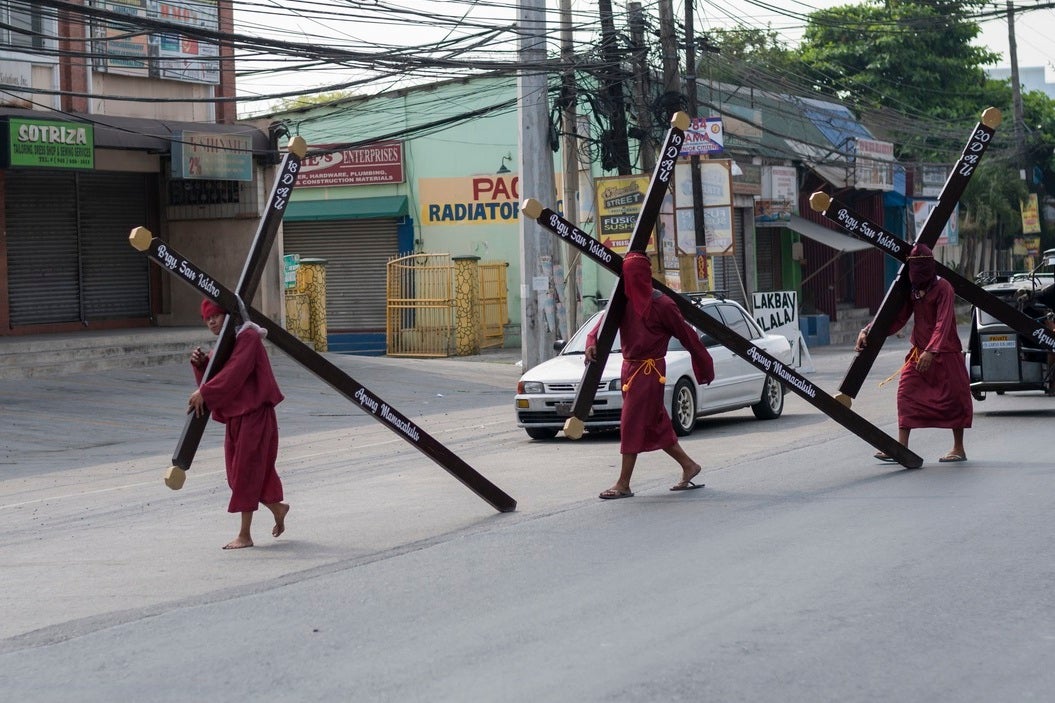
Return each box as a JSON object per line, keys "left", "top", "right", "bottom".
{"left": 585, "top": 252, "right": 715, "bottom": 498}
{"left": 855, "top": 244, "right": 972, "bottom": 463}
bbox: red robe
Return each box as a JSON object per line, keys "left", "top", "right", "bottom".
{"left": 589, "top": 292, "right": 715, "bottom": 454}
{"left": 193, "top": 325, "right": 285, "bottom": 512}
{"left": 885, "top": 277, "right": 972, "bottom": 430}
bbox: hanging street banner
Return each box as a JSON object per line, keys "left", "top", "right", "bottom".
{"left": 1021, "top": 193, "right": 1042, "bottom": 235}
{"left": 680, "top": 117, "right": 724, "bottom": 156}
{"left": 912, "top": 199, "right": 959, "bottom": 246}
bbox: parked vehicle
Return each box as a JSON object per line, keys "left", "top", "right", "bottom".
{"left": 967, "top": 248, "right": 1055, "bottom": 400}
{"left": 514, "top": 295, "right": 793, "bottom": 439}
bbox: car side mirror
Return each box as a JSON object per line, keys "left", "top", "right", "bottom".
{"left": 553, "top": 339, "right": 565, "bottom": 352}
{"left": 699, "top": 332, "right": 718, "bottom": 347}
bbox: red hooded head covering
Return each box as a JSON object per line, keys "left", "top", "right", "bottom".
{"left": 908, "top": 243, "right": 936, "bottom": 296}
{"left": 622, "top": 252, "right": 655, "bottom": 317}
{"left": 200, "top": 298, "right": 225, "bottom": 319}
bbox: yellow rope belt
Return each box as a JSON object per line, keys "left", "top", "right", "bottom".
{"left": 878, "top": 346, "right": 921, "bottom": 389}
{"left": 622, "top": 357, "right": 665, "bottom": 392}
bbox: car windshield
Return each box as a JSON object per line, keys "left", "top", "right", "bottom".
{"left": 560, "top": 313, "right": 620, "bottom": 355}
{"left": 558, "top": 312, "right": 698, "bottom": 355}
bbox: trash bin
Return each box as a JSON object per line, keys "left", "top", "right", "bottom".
{"left": 799, "top": 314, "right": 830, "bottom": 347}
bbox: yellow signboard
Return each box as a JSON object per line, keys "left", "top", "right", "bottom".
{"left": 1021, "top": 192, "right": 1041, "bottom": 235}
{"left": 594, "top": 174, "right": 654, "bottom": 254}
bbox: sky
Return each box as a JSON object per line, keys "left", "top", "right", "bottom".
{"left": 232, "top": 0, "right": 1055, "bottom": 116}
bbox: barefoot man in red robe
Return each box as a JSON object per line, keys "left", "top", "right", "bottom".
{"left": 585, "top": 252, "right": 715, "bottom": 499}
{"left": 856, "top": 244, "right": 972, "bottom": 463}
{"left": 189, "top": 299, "right": 290, "bottom": 549}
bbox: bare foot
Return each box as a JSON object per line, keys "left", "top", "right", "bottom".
{"left": 681, "top": 463, "right": 702, "bottom": 486}
{"left": 272, "top": 503, "right": 290, "bottom": 538}
{"left": 222, "top": 537, "right": 253, "bottom": 550}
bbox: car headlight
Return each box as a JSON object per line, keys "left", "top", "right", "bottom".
{"left": 519, "top": 381, "right": 545, "bottom": 394}
{"left": 608, "top": 378, "right": 622, "bottom": 391}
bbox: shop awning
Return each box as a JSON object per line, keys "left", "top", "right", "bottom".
{"left": 784, "top": 214, "right": 872, "bottom": 253}
{"left": 284, "top": 195, "right": 409, "bottom": 221}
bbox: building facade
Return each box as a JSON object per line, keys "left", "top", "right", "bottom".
{"left": 260, "top": 74, "right": 907, "bottom": 352}
{"left": 0, "top": 1, "right": 281, "bottom": 336}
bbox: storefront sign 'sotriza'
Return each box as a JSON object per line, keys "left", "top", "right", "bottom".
{"left": 129, "top": 136, "right": 515, "bottom": 513}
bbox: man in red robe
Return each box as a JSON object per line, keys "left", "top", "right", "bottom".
{"left": 189, "top": 299, "right": 289, "bottom": 549}
{"left": 585, "top": 252, "right": 715, "bottom": 499}
{"left": 856, "top": 244, "right": 972, "bottom": 463}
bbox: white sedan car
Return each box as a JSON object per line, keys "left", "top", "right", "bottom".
{"left": 514, "top": 295, "right": 793, "bottom": 439}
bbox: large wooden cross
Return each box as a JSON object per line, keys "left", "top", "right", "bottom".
{"left": 522, "top": 198, "right": 923, "bottom": 467}
{"left": 830, "top": 108, "right": 1003, "bottom": 406}
{"left": 130, "top": 137, "right": 516, "bottom": 513}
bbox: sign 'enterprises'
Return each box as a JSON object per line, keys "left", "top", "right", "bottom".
{"left": 419, "top": 175, "right": 520, "bottom": 225}
{"left": 171, "top": 131, "right": 254, "bottom": 181}
{"left": 4, "top": 118, "right": 94, "bottom": 169}
{"left": 299, "top": 142, "right": 404, "bottom": 187}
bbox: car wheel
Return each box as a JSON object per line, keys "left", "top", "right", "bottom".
{"left": 671, "top": 378, "right": 697, "bottom": 436}
{"left": 525, "top": 427, "right": 559, "bottom": 440}
{"left": 751, "top": 375, "right": 784, "bottom": 419}
{"left": 971, "top": 389, "right": 986, "bottom": 401}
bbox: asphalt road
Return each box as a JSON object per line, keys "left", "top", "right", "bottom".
{"left": 2, "top": 336, "right": 1054, "bottom": 702}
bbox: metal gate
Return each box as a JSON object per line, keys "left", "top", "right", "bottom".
{"left": 387, "top": 253, "right": 456, "bottom": 357}
{"left": 479, "top": 261, "right": 508, "bottom": 349}
{"left": 386, "top": 254, "right": 509, "bottom": 356}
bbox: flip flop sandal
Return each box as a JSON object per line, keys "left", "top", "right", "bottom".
{"left": 873, "top": 451, "right": 897, "bottom": 463}
{"left": 599, "top": 489, "right": 634, "bottom": 500}
{"left": 670, "top": 480, "right": 705, "bottom": 491}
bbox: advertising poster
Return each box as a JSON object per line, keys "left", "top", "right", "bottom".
{"left": 155, "top": 0, "right": 221, "bottom": 84}
{"left": 419, "top": 174, "right": 520, "bottom": 226}
{"left": 594, "top": 174, "right": 653, "bottom": 254}
{"left": 91, "top": 0, "right": 151, "bottom": 77}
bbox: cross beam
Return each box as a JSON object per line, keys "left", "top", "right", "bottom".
{"left": 129, "top": 229, "right": 517, "bottom": 513}
{"left": 522, "top": 199, "right": 924, "bottom": 469}
{"left": 810, "top": 192, "right": 1055, "bottom": 354}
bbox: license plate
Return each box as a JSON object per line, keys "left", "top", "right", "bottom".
{"left": 982, "top": 336, "right": 1015, "bottom": 349}
{"left": 555, "top": 402, "right": 573, "bottom": 416}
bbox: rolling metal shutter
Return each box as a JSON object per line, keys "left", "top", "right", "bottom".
{"left": 5, "top": 171, "right": 80, "bottom": 325}
{"left": 756, "top": 227, "right": 775, "bottom": 292}
{"left": 78, "top": 172, "right": 151, "bottom": 320}
{"left": 283, "top": 219, "right": 399, "bottom": 331}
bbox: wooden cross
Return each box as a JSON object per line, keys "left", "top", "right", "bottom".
{"left": 522, "top": 199, "right": 923, "bottom": 468}
{"left": 832, "top": 108, "right": 1003, "bottom": 406}
{"left": 130, "top": 137, "right": 516, "bottom": 513}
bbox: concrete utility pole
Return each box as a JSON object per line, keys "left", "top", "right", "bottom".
{"left": 684, "top": 0, "right": 705, "bottom": 292}
{"left": 518, "top": 0, "right": 559, "bottom": 371}
{"left": 597, "top": 0, "right": 632, "bottom": 174}
{"left": 1007, "top": 1, "right": 1027, "bottom": 177}
{"left": 657, "top": 0, "right": 680, "bottom": 93}
{"left": 629, "top": 2, "right": 656, "bottom": 173}
{"left": 559, "top": 0, "right": 581, "bottom": 337}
